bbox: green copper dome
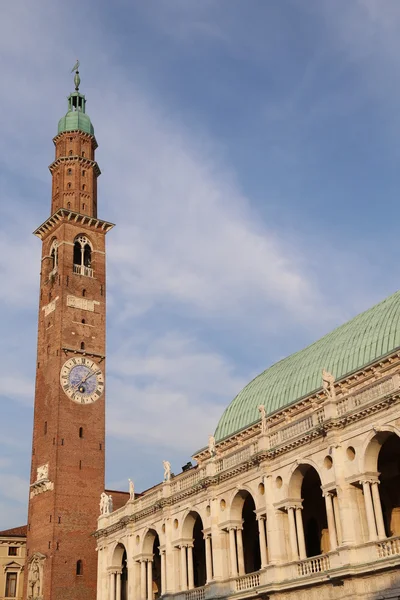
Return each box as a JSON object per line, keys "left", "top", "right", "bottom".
{"left": 57, "top": 89, "right": 94, "bottom": 136}
{"left": 215, "top": 290, "right": 400, "bottom": 442}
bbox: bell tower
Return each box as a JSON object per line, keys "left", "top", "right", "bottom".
{"left": 25, "top": 67, "right": 113, "bottom": 600}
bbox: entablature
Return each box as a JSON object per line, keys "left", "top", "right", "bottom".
{"left": 33, "top": 208, "right": 115, "bottom": 240}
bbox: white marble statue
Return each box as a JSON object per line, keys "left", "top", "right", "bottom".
{"left": 208, "top": 434, "right": 216, "bottom": 458}
{"left": 100, "top": 491, "right": 111, "bottom": 515}
{"left": 128, "top": 478, "right": 135, "bottom": 501}
{"left": 258, "top": 404, "right": 268, "bottom": 433}
{"left": 322, "top": 368, "right": 336, "bottom": 400}
{"left": 108, "top": 494, "right": 113, "bottom": 513}
{"left": 163, "top": 460, "right": 171, "bottom": 482}
{"left": 28, "top": 553, "right": 45, "bottom": 600}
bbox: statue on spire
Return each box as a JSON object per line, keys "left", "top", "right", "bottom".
{"left": 71, "top": 59, "right": 80, "bottom": 91}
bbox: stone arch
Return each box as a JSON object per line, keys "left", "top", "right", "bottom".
{"left": 288, "top": 464, "right": 331, "bottom": 557}
{"left": 363, "top": 428, "right": 400, "bottom": 537}
{"left": 229, "top": 489, "right": 261, "bottom": 574}
{"left": 110, "top": 541, "right": 127, "bottom": 568}
{"left": 362, "top": 426, "right": 400, "bottom": 473}
{"left": 110, "top": 542, "right": 128, "bottom": 600}
{"left": 287, "top": 459, "right": 323, "bottom": 498}
{"left": 73, "top": 234, "right": 93, "bottom": 274}
{"left": 141, "top": 528, "right": 161, "bottom": 599}
{"left": 181, "top": 511, "right": 206, "bottom": 588}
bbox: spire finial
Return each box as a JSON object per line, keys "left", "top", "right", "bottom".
{"left": 71, "top": 59, "right": 80, "bottom": 91}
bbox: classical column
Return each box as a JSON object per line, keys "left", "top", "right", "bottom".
{"left": 324, "top": 493, "right": 338, "bottom": 550}
{"left": 287, "top": 507, "right": 299, "bottom": 561}
{"left": 205, "top": 535, "right": 213, "bottom": 582}
{"left": 371, "top": 481, "right": 386, "bottom": 539}
{"left": 140, "top": 561, "right": 147, "bottom": 599}
{"left": 362, "top": 481, "right": 378, "bottom": 541}
{"left": 228, "top": 528, "right": 238, "bottom": 577}
{"left": 147, "top": 560, "right": 153, "bottom": 600}
{"left": 187, "top": 545, "right": 194, "bottom": 589}
{"left": 332, "top": 494, "right": 342, "bottom": 545}
{"left": 116, "top": 570, "right": 121, "bottom": 600}
{"left": 236, "top": 528, "right": 245, "bottom": 576}
{"left": 109, "top": 572, "right": 116, "bottom": 600}
{"left": 161, "top": 551, "right": 166, "bottom": 595}
{"left": 180, "top": 546, "right": 188, "bottom": 591}
{"left": 295, "top": 508, "right": 306, "bottom": 560}
{"left": 257, "top": 517, "right": 268, "bottom": 568}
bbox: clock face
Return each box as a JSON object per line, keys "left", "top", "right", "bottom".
{"left": 60, "top": 357, "right": 104, "bottom": 404}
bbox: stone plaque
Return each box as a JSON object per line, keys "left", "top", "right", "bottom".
{"left": 67, "top": 295, "right": 99, "bottom": 312}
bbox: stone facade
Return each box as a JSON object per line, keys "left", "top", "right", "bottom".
{"left": 96, "top": 353, "right": 400, "bottom": 600}
{"left": 0, "top": 527, "right": 26, "bottom": 599}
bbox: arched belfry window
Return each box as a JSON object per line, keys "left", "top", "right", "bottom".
{"left": 73, "top": 235, "right": 93, "bottom": 277}
{"left": 50, "top": 240, "right": 58, "bottom": 274}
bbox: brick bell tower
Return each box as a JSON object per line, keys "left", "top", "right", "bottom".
{"left": 25, "top": 66, "right": 113, "bottom": 600}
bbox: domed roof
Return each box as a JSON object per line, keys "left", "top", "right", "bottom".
{"left": 57, "top": 89, "right": 94, "bottom": 136}
{"left": 58, "top": 110, "right": 94, "bottom": 136}
{"left": 215, "top": 290, "right": 400, "bottom": 442}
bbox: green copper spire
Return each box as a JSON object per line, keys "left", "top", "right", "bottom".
{"left": 57, "top": 61, "right": 94, "bottom": 136}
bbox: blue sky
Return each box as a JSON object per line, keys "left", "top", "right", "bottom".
{"left": 1, "top": 0, "right": 400, "bottom": 529}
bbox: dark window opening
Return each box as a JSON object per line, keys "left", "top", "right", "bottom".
{"left": 8, "top": 547, "right": 18, "bottom": 557}
{"left": 82, "top": 151, "right": 86, "bottom": 157}
{"left": 82, "top": 170, "right": 86, "bottom": 176}
{"left": 67, "top": 168, "right": 72, "bottom": 175}
{"left": 67, "top": 183, "right": 71, "bottom": 189}
{"left": 79, "top": 427, "right": 83, "bottom": 438}
{"left": 82, "top": 289, "right": 86, "bottom": 297}
{"left": 67, "top": 202, "right": 71, "bottom": 209}
{"left": 79, "top": 460, "right": 82, "bottom": 470}
{"left": 44, "top": 421, "right": 47, "bottom": 435}
{"left": 58, "top": 516, "right": 61, "bottom": 524}
{"left": 81, "top": 319, "right": 86, "bottom": 324}
{"left": 82, "top": 184, "right": 86, "bottom": 191}
{"left": 69, "top": 150, "right": 73, "bottom": 156}
{"left": 76, "top": 560, "right": 83, "bottom": 576}
{"left": 80, "top": 342, "right": 85, "bottom": 350}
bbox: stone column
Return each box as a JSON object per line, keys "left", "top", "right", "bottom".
{"left": 332, "top": 494, "right": 342, "bottom": 545}
{"left": 295, "top": 508, "right": 306, "bottom": 560}
{"left": 362, "top": 481, "right": 378, "bottom": 541}
{"left": 116, "top": 571, "right": 121, "bottom": 600}
{"left": 205, "top": 535, "right": 213, "bottom": 582}
{"left": 109, "top": 572, "right": 116, "bottom": 600}
{"left": 147, "top": 560, "right": 153, "bottom": 600}
{"left": 324, "top": 493, "right": 338, "bottom": 550}
{"left": 236, "top": 528, "right": 245, "bottom": 576}
{"left": 187, "top": 545, "right": 194, "bottom": 589}
{"left": 228, "top": 528, "right": 238, "bottom": 577}
{"left": 140, "top": 561, "right": 147, "bottom": 599}
{"left": 287, "top": 507, "right": 299, "bottom": 561}
{"left": 180, "top": 546, "right": 188, "bottom": 591}
{"left": 257, "top": 517, "right": 268, "bottom": 568}
{"left": 161, "top": 551, "right": 166, "bottom": 595}
{"left": 371, "top": 481, "right": 386, "bottom": 539}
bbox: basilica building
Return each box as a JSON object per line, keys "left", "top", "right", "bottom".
{"left": 95, "top": 292, "right": 400, "bottom": 600}
{"left": 23, "top": 69, "right": 400, "bottom": 600}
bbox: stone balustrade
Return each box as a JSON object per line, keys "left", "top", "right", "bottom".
{"left": 235, "top": 572, "right": 260, "bottom": 591}
{"left": 185, "top": 586, "right": 206, "bottom": 600}
{"left": 376, "top": 535, "right": 400, "bottom": 558}
{"left": 297, "top": 554, "right": 330, "bottom": 576}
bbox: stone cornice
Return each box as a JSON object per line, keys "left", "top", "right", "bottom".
{"left": 53, "top": 129, "right": 98, "bottom": 150}
{"left": 49, "top": 155, "right": 101, "bottom": 177}
{"left": 33, "top": 208, "right": 115, "bottom": 240}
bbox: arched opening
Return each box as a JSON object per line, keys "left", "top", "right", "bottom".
{"left": 289, "top": 465, "right": 330, "bottom": 558}
{"left": 230, "top": 490, "right": 262, "bottom": 575}
{"left": 121, "top": 549, "right": 128, "bottom": 600}
{"left": 182, "top": 512, "right": 206, "bottom": 588}
{"left": 142, "top": 529, "right": 161, "bottom": 599}
{"left": 50, "top": 240, "right": 58, "bottom": 272}
{"left": 242, "top": 494, "right": 261, "bottom": 573}
{"left": 111, "top": 543, "right": 128, "bottom": 600}
{"left": 377, "top": 433, "right": 400, "bottom": 537}
{"left": 73, "top": 236, "right": 93, "bottom": 277}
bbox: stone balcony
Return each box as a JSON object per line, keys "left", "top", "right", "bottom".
{"left": 160, "top": 536, "right": 400, "bottom": 600}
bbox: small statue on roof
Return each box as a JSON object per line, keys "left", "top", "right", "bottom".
{"left": 258, "top": 404, "right": 268, "bottom": 433}
{"left": 322, "top": 368, "right": 336, "bottom": 401}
